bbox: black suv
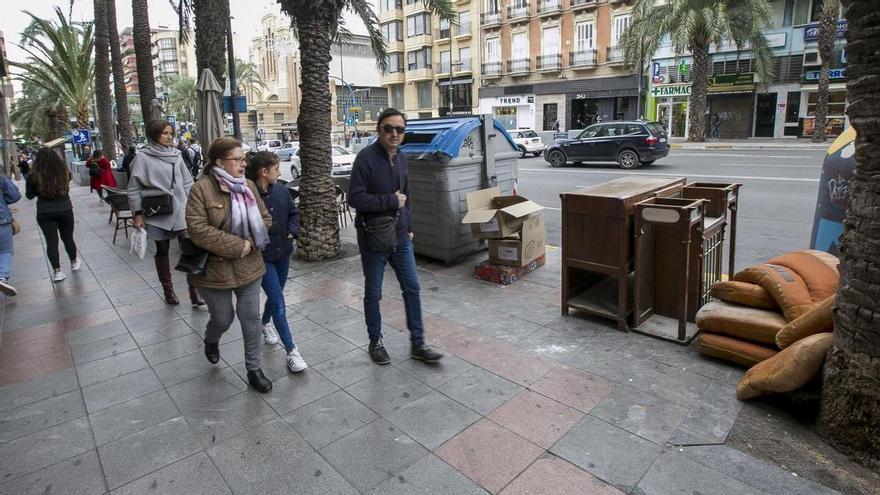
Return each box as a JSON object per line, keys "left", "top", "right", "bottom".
{"left": 543, "top": 121, "right": 669, "bottom": 169}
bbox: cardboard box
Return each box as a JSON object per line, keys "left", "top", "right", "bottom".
{"left": 473, "top": 255, "right": 546, "bottom": 285}
{"left": 462, "top": 187, "right": 544, "bottom": 239}
{"left": 487, "top": 215, "right": 546, "bottom": 267}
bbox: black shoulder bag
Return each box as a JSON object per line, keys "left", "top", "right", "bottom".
{"left": 362, "top": 158, "right": 405, "bottom": 252}
{"left": 141, "top": 160, "right": 177, "bottom": 217}
{"left": 175, "top": 182, "right": 230, "bottom": 276}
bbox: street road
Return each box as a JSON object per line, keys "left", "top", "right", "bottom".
{"left": 515, "top": 149, "right": 827, "bottom": 272}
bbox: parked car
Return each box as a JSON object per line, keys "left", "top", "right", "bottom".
{"left": 543, "top": 121, "right": 668, "bottom": 169}
{"left": 257, "top": 139, "right": 282, "bottom": 153}
{"left": 275, "top": 141, "right": 299, "bottom": 161}
{"left": 509, "top": 128, "right": 546, "bottom": 158}
{"left": 289, "top": 145, "right": 357, "bottom": 178}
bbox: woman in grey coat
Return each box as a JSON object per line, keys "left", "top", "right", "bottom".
{"left": 128, "top": 119, "right": 206, "bottom": 308}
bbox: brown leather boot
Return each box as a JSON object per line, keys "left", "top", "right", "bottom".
{"left": 155, "top": 256, "right": 179, "bottom": 305}
{"left": 188, "top": 280, "right": 207, "bottom": 310}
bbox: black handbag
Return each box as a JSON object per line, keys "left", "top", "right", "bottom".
{"left": 175, "top": 183, "right": 230, "bottom": 276}
{"left": 361, "top": 158, "right": 405, "bottom": 252}
{"left": 142, "top": 160, "right": 177, "bottom": 217}
{"left": 88, "top": 163, "right": 101, "bottom": 177}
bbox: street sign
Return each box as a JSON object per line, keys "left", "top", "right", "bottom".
{"left": 257, "top": 128, "right": 264, "bottom": 138}
{"left": 222, "top": 95, "right": 248, "bottom": 114}
{"left": 71, "top": 128, "right": 91, "bottom": 145}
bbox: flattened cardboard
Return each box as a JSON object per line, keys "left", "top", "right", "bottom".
{"left": 474, "top": 255, "right": 547, "bottom": 285}
{"left": 462, "top": 187, "right": 544, "bottom": 239}
{"left": 487, "top": 215, "right": 546, "bottom": 267}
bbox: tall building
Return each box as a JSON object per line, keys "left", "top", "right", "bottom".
{"left": 378, "top": 0, "right": 481, "bottom": 119}
{"left": 0, "top": 31, "right": 16, "bottom": 176}
{"left": 119, "top": 26, "right": 198, "bottom": 98}
{"left": 477, "top": 0, "right": 641, "bottom": 131}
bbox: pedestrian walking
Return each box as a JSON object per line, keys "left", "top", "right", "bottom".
{"left": 186, "top": 137, "right": 274, "bottom": 393}
{"left": 17, "top": 151, "right": 30, "bottom": 182}
{"left": 711, "top": 113, "right": 721, "bottom": 140}
{"left": 0, "top": 174, "right": 22, "bottom": 296}
{"left": 188, "top": 139, "right": 203, "bottom": 178}
{"left": 349, "top": 108, "right": 444, "bottom": 365}
{"left": 246, "top": 151, "right": 307, "bottom": 373}
{"left": 119, "top": 146, "right": 137, "bottom": 181}
{"left": 26, "top": 148, "right": 80, "bottom": 283}
{"left": 87, "top": 150, "right": 117, "bottom": 201}
{"left": 128, "top": 119, "right": 206, "bottom": 309}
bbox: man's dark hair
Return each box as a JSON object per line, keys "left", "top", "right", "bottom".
{"left": 376, "top": 108, "right": 407, "bottom": 130}
{"left": 91, "top": 149, "right": 103, "bottom": 159}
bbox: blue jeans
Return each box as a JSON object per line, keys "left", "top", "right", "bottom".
{"left": 359, "top": 240, "right": 424, "bottom": 347}
{"left": 0, "top": 224, "right": 13, "bottom": 280}
{"left": 261, "top": 257, "right": 296, "bottom": 352}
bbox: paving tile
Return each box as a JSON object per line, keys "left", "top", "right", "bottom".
{"left": 394, "top": 353, "right": 475, "bottom": 388}
{"left": 0, "top": 390, "right": 86, "bottom": 442}
{"left": 110, "top": 452, "right": 231, "bottom": 495}
{"left": 345, "top": 366, "right": 433, "bottom": 416}
{"left": 313, "top": 348, "right": 385, "bottom": 388}
{"left": 435, "top": 419, "right": 544, "bottom": 494}
{"left": 369, "top": 454, "right": 489, "bottom": 495}
{"left": 636, "top": 449, "right": 760, "bottom": 495}
{"left": 178, "top": 390, "right": 281, "bottom": 448}
{"left": 528, "top": 365, "right": 615, "bottom": 413}
{"left": 668, "top": 380, "right": 744, "bottom": 446}
{"left": 258, "top": 368, "right": 340, "bottom": 416}
{"left": 284, "top": 390, "right": 378, "bottom": 449}
{"left": 589, "top": 386, "right": 689, "bottom": 445}
{"left": 121, "top": 307, "right": 182, "bottom": 331}
{"left": 165, "top": 368, "right": 248, "bottom": 409}
{"left": 0, "top": 450, "right": 106, "bottom": 495}
{"left": 230, "top": 346, "right": 294, "bottom": 382}
{"left": 517, "top": 327, "right": 597, "bottom": 360}
{"left": 88, "top": 389, "right": 181, "bottom": 446}
{"left": 81, "top": 367, "right": 163, "bottom": 413}
{"left": 288, "top": 317, "right": 331, "bottom": 343}
{"left": 99, "top": 416, "right": 202, "bottom": 490}
{"left": 69, "top": 333, "right": 138, "bottom": 366}
{"left": 681, "top": 445, "right": 841, "bottom": 495}
{"left": 218, "top": 338, "right": 246, "bottom": 366}
{"left": 319, "top": 418, "right": 429, "bottom": 492}
{"left": 501, "top": 456, "right": 624, "bottom": 495}
{"left": 61, "top": 308, "right": 121, "bottom": 333}
{"left": 385, "top": 391, "right": 481, "bottom": 450}
{"left": 438, "top": 367, "right": 524, "bottom": 415}
{"left": 298, "top": 331, "right": 358, "bottom": 366}
{"left": 141, "top": 333, "right": 205, "bottom": 365}
{"left": 0, "top": 417, "right": 96, "bottom": 482}
{"left": 209, "top": 418, "right": 355, "bottom": 494}
{"left": 129, "top": 319, "right": 195, "bottom": 347}
{"left": 488, "top": 390, "right": 584, "bottom": 449}
{"left": 154, "top": 351, "right": 227, "bottom": 387}
{"left": 550, "top": 415, "right": 663, "bottom": 491}
{"left": 75, "top": 349, "right": 149, "bottom": 387}
{"left": 65, "top": 320, "right": 129, "bottom": 347}
{"left": 0, "top": 345, "right": 72, "bottom": 386}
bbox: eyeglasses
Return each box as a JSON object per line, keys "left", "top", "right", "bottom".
{"left": 222, "top": 157, "right": 246, "bottom": 163}
{"left": 381, "top": 125, "right": 406, "bottom": 135}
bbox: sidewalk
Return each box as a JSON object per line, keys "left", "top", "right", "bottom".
{"left": 0, "top": 180, "right": 848, "bottom": 494}
{"left": 668, "top": 138, "right": 831, "bottom": 150}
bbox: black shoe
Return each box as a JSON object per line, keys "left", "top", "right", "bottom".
{"left": 247, "top": 369, "right": 273, "bottom": 393}
{"left": 204, "top": 340, "right": 220, "bottom": 364}
{"left": 368, "top": 339, "right": 391, "bottom": 365}
{"left": 411, "top": 344, "right": 444, "bottom": 363}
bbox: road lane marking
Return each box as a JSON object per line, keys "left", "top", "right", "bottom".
{"left": 519, "top": 168, "right": 819, "bottom": 182}
{"left": 672, "top": 152, "right": 816, "bottom": 159}
{"left": 716, "top": 163, "right": 820, "bottom": 169}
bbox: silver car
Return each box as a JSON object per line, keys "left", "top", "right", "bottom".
{"left": 275, "top": 141, "right": 299, "bottom": 161}
{"left": 289, "top": 145, "right": 356, "bottom": 178}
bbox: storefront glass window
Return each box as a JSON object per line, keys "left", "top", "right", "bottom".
{"left": 496, "top": 106, "right": 517, "bottom": 130}
{"left": 614, "top": 97, "right": 629, "bottom": 120}
{"left": 806, "top": 91, "right": 846, "bottom": 116}
{"left": 417, "top": 81, "right": 432, "bottom": 109}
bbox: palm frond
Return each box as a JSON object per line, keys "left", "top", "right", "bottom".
{"left": 346, "top": 0, "right": 388, "bottom": 73}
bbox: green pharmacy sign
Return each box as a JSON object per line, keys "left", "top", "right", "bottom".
{"left": 651, "top": 84, "right": 692, "bottom": 97}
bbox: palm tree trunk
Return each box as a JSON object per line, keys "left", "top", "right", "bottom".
{"left": 687, "top": 44, "right": 710, "bottom": 142}
{"left": 293, "top": 7, "right": 341, "bottom": 260}
{"left": 819, "top": 0, "right": 880, "bottom": 470}
{"left": 107, "top": 0, "right": 133, "bottom": 149}
{"left": 812, "top": 5, "right": 838, "bottom": 143}
{"left": 132, "top": 0, "right": 156, "bottom": 122}
{"left": 93, "top": 0, "right": 116, "bottom": 161}
{"left": 193, "top": 0, "right": 229, "bottom": 89}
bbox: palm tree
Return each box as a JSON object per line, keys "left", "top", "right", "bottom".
{"left": 9, "top": 82, "right": 65, "bottom": 141}
{"left": 820, "top": 0, "right": 880, "bottom": 470}
{"left": 811, "top": 0, "right": 840, "bottom": 143}
{"left": 620, "top": 0, "right": 774, "bottom": 142}
{"left": 620, "top": 0, "right": 662, "bottom": 119}
{"left": 276, "top": 0, "right": 454, "bottom": 260}
{"left": 93, "top": 0, "right": 116, "bottom": 160}
{"left": 106, "top": 0, "right": 133, "bottom": 149}
{"left": 10, "top": 8, "right": 94, "bottom": 128}
{"left": 173, "top": 0, "right": 230, "bottom": 88}
{"left": 229, "top": 59, "right": 268, "bottom": 100}
{"left": 160, "top": 74, "right": 198, "bottom": 123}
{"left": 132, "top": 0, "right": 156, "bottom": 122}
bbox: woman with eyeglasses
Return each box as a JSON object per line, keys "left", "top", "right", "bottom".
{"left": 186, "top": 137, "right": 274, "bottom": 393}
{"left": 129, "top": 119, "right": 206, "bottom": 308}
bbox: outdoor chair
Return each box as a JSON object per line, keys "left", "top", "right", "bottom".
{"left": 102, "top": 186, "right": 133, "bottom": 244}
{"left": 333, "top": 176, "right": 353, "bottom": 228}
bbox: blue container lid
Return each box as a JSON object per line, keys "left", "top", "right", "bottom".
{"left": 400, "top": 116, "right": 517, "bottom": 159}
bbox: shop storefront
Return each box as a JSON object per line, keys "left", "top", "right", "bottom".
{"left": 477, "top": 94, "right": 536, "bottom": 130}
{"left": 800, "top": 68, "right": 848, "bottom": 138}
{"left": 706, "top": 74, "right": 755, "bottom": 139}
{"left": 649, "top": 83, "right": 691, "bottom": 138}
{"left": 567, "top": 91, "right": 638, "bottom": 130}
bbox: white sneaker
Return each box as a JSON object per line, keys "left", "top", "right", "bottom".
{"left": 0, "top": 279, "right": 17, "bottom": 296}
{"left": 286, "top": 348, "right": 308, "bottom": 372}
{"left": 262, "top": 323, "right": 279, "bottom": 345}
{"left": 53, "top": 271, "right": 67, "bottom": 283}
{"left": 71, "top": 259, "right": 81, "bottom": 271}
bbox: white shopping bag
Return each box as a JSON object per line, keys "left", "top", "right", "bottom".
{"left": 130, "top": 228, "right": 148, "bottom": 259}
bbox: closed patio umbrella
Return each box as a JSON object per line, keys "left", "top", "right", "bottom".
{"left": 196, "top": 68, "right": 225, "bottom": 156}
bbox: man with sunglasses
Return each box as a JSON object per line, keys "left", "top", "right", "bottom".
{"left": 349, "top": 108, "right": 444, "bottom": 365}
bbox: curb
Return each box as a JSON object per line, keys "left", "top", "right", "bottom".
{"left": 670, "top": 143, "right": 828, "bottom": 151}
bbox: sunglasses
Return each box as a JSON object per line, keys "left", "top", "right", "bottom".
{"left": 381, "top": 125, "right": 406, "bottom": 135}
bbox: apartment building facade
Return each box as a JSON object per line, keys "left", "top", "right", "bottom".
{"left": 119, "top": 26, "right": 198, "bottom": 98}
{"left": 378, "top": 0, "right": 481, "bottom": 119}
{"left": 477, "top": 0, "right": 639, "bottom": 132}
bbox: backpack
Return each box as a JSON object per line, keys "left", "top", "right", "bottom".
{"left": 88, "top": 162, "right": 101, "bottom": 177}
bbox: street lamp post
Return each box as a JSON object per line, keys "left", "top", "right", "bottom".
{"left": 227, "top": 16, "right": 241, "bottom": 140}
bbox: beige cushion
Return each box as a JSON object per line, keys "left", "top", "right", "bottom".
{"left": 698, "top": 332, "right": 779, "bottom": 368}
{"left": 776, "top": 296, "right": 835, "bottom": 349}
{"left": 736, "top": 333, "right": 833, "bottom": 400}
{"left": 710, "top": 281, "right": 778, "bottom": 310}
{"left": 696, "top": 300, "right": 787, "bottom": 346}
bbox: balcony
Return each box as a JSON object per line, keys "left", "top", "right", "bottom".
{"left": 507, "top": 3, "right": 531, "bottom": 24}
{"left": 405, "top": 33, "right": 433, "bottom": 49}
{"left": 403, "top": 0, "right": 427, "bottom": 14}
{"left": 436, "top": 28, "right": 452, "bottom": 43}
{"left": 378, "top": 8, "right": 403, "bottom": 23}
{"left": 437, "top": 61, "right": 452, "bottom": 75}
{"left": 537, "top": 0, "right": 562, "bottom": 17}
{"left": 381, "top": 70, "right": 406, "bottom": 85}
{"left": 569, "top": 49, "right": 598, "bottom": 69}
{"left": 455, "top": 21, "right": 472, "bottom": 39}
{"left": 537, "top": 54, "right": 562, "bottom": 71}
{"left": 606, "top": 46, "right": 625, "bottom": 64}
{"left": 386, "top": 40, "right": 404, "bottom": 53}
{"left": 570, "top": 0, "right": 597, "bottom": 10}
{"left": 456, "top": 59, "right": 473, "bottom": 73}
{"left": 481, "top": 11, "right": 501, "bottom": 28}
{"left": 507, "top": 58, "right": 530, "bottom": 74}
{"left": 481, "top": 62, "right": 502, "bottom": 77}
{"left": 407, "top": 65, "right": 434, "bottom": 80}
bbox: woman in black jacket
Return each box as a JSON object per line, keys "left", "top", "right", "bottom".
{"left": 245, "top": 151, "right": 306, "bottom": 373}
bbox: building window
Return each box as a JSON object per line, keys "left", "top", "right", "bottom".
{"left": 391, "top": 84, "right": 405, "bottom": 108}
{"left": 575, "top": 21, "right": 594, "bottom": 51}
{"left": 543, "top": 103, "right": 558, "bottom": 131}
{"left": 407, "top": 47, "right": 432, "bottom": 70}
{"left": 247, "top": 111, "right": 257, "bottom": 124}
{"left": 485, "top": 0, "right": 500, "bottom": 14}
{"left": 387, "top": 52, "right": 404, "bottom": 73}
{"left": 807, "top": 90, "right": 846, "bottom": 116}
{"left": 614, "top": 97, "right": 629, "bottom": 120}
{"left": 273, "top": 112, "right": 284, "bottom": 123}
{"left": 439, "top": 17, "right": 451, "bottom": 38}
{"left": 485, "top": 37, "right": 500, "bottom": 63}
{"left": 542, "top": 26, "right": 560, "bottom": 57}
{"left": 612, "top": 14, "right": 631, "bottom": 46}
{"left": 259, "top": 113, "right": 264, "bottom": 122}
{"left": 785, "top": 91, "right": 801, "bottom": 123}
{"left": 406, "top": 13, "right": 431, "bottom": 37}
{"left": 382, "top": 21, "right": 403, "bottom": 42}
{"left": 511, "top": 32, "right": 528, "bottom": 61}
{"left": 417, "top": 81, "right": 432, "bottom": 109}
{"left": 440, "top": 50, "right": 451, "bottom": 73}
{"left": 459, "top": 47, "right": 471, "bottom": 71}
{"left": 379, "top": 0, "right": 402, "bottom": 12}
{"left": 439, "top": 83, "right": 473, "bottom": 114}
{"left": 458, "top": 11, "right": 471, "bottom": 35}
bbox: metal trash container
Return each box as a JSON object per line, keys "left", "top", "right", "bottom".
{"left": 401, "top": 115, "right": 519, "bottom": 263}
{"left": 74, "top": 161, "right": 90, "bottom": 187}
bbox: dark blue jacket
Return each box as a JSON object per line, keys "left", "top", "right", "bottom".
{"left": 258, "top": 182, "right": 300, "bottom": 263}
{"left": 348, "top": 140, "right": 412, "bottom": 247}
{"left": 0, "top": 176, "right": 22, "bottom": 225}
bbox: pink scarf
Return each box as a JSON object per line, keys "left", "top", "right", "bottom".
{"left": 211, "top": 168, "right": 269, "bottom": 249}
